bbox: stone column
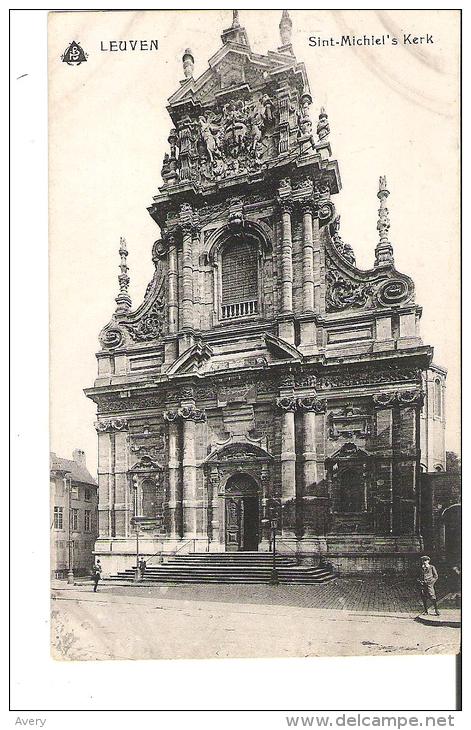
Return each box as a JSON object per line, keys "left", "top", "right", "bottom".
{"left": 298, "top": 397, "right": 328, "bottom": 535}
{"left": 300, "top": 403, "right": 317, "bottom": 489}
{"left": 373, "top": 394, "right": 395, "bottom": 534}
{"left": 414, "top": 397, "right": 423, "bottom": 536}
{"left": 391, "top": 404, "right": 402, "bottom": 535}
{"left": 181, "top": 223, "right": 193, "bottom": 331}
{"left": 165, "top": 413, "right": 182, "bottom": 538}
{"left": 393, "top": 389, "right": 424, "bottom": 536}
{"left": 208, "top": 466, "right": 221, "bottom": 548}
{"left": 301, "top": 202, "right": 315, "bottom": 313}
{"left": 191, "top": 218, "right": 201, "bottom": 331}
{"left": 280, "top": 202, "right": 293, "bottom": 313}
{"left": 312, "top": 214, "right": 322, "bottom": 314}
{"left": 167, "top": 234, "right": 178, "bottom": 334}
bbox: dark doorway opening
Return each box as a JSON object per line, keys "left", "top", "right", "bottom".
{"left": 443, "top": 504, "right": 461, "bottom": 566}
{"left": 224, "top": 475, "right": 260, "bottom": 552}
{"left": 338, "top": 467, "right": 365, "bottom": 513}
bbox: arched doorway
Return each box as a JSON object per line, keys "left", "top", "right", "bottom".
{"left": 224, "top": 474, "right": 260, "bottom": 552}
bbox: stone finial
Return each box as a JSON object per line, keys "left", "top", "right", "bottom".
{"left": 115, "top": 236, "right": 132, "bottom": 313}
{"left": 182, "top": 48, "right": 194, "bottom": 79}
{"left": 374, "top": 176, "right": 395, "bottom": 268}
{"left": 317, "top": 106, "right": 330, "bottom": 142}
{"left": 221, "top": 9, "right": 250, "bottom": 46}
{"left": 279, "top": 10, "right": 292, "bottom": 45}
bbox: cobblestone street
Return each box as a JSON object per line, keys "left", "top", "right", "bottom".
{"left": 51, "top": 578, "right": 460, "bottom": 662}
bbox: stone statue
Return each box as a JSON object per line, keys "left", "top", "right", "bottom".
{"left": 261, "top": 93, "right": 274, "bottom": 124}
{"left": 199, "top": 115, "right": 222, "bottom": 163}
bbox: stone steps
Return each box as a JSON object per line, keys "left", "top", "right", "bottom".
{"left": 107, "top": 552, "right": 336, "bottom": 585}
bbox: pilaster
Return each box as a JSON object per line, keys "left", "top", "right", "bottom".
{"left": 167, "top": 418, "right": 182, "bottom": 538}
{"left": 95, "top": 417, "right": 130, "bottom": 539}
{"left": 165, "top": 403, "right": 206, "bottom": 539}
{"left": 276, "top": 395, "right": 297, "bottom": 536}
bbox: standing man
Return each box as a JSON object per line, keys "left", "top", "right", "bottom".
{"left": 139, "top": 557, "right": 147, "bottom": 580}
{"left": 418, "top": 555, "right": 440, "bottom": 616}
{"left": 93, "top": 558, "right": 102, "bottom": 593}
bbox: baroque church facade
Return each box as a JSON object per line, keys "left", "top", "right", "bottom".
{"left": 85, "top": 11, "right": 446, "bottom": 575}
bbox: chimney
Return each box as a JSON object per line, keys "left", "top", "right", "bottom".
{"left": 73, "top": 449, "right": 86, "bottom": 468}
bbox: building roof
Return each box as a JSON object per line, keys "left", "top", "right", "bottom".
{"left": 50, "top": 452, "right": 97, "bottom": 486}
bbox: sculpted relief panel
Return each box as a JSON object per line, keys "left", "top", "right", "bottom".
{"left": 161, "top": 94, "right": 278, "bottom": 187}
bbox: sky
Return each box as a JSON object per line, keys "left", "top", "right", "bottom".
{"left": 48, "top": 10, "right": 460, "bottom": 474}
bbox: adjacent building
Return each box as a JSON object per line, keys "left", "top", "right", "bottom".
{"left": 420, "top": 364, "right": 447, "bottom": 473}
{"left": 50, "top": 450, "right": 98, "bottom": 579}
{"left": 85, "top": 11, "right": 451, "bottom": 575}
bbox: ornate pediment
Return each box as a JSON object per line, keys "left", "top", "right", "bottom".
{"left": 168, "top": 42, "right": 298, "bottom": 110}
{"left": 205, "top": 442, "right": 273, "bottom": 464}
{"left": 328, "top": 443, "right": 371, "bottom": 462}
{"left": 129, "top": 455, "right": 163, "bottom": 473}
{"left": 165, "top": 339, "right": 213, "bottom": 375}
{"left": 265, "top": 333, "right": 303, "bottom": 361}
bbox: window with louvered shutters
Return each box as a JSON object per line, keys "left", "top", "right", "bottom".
{"left": 221, "top": 239, "right": 258, "bottom": 319}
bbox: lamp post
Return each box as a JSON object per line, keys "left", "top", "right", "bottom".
{"left": 263, "top": 498, "right": 280, "bottom": 586}
{"left": 270, "top": 517, "right": 279, "bottom": 585}
{"left": 131, "top": 475, "right": 141, "bottom": 582}
{"left": 133, "top": 520, "right": 140, "bottom": 582}
{"left": 65, "top": 473, "right": 74, "bottom": 584}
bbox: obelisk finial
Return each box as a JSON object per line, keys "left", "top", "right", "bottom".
{"left": 317, "top": 106, "right": 330, "bottom": 142}
{"left": 221, "top": 9, "right": 249, "bottom": 46}
{"left": 182, "top": 48, "right": 194, "bottom": 79}
{"left": 279, "top": 10, "right": 292, "bottom": 45}
{"left": 374, "top": 176, "right": 395, "bottom": 267}
{"left": 115, "top": 236, "right": 132, "bottom": 313}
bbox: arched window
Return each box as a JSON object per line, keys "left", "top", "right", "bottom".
{"left": 434, "top": 378, "right": 443, "bottom": 418}
{"left": 221, "top": 237, "right": 259, "bottom": 319}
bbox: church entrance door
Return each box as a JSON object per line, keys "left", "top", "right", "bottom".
{"left": 224, "top": 475, "right": 260, "bottom": 552}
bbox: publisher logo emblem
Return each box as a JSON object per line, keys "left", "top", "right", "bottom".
{"left": 61, "top": 41, "right": 88, "bottom": 66}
